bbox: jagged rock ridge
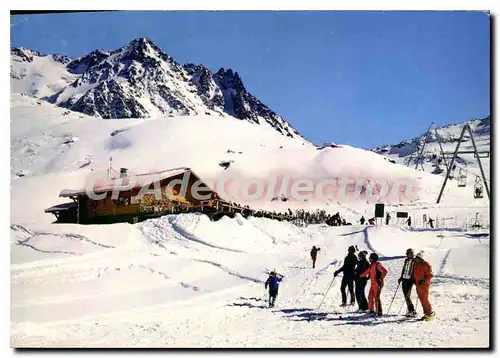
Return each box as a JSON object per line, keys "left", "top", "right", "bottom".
{"left": 10, "top": 38, "right": 301, "bottom": 138}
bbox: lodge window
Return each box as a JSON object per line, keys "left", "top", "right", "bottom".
{"left": 114, "top": 197, "right": 131, "bottom": 207}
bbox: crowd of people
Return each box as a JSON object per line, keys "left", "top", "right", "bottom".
{"left": 264, "top": 245, "right": 436, "bottom": 321}
{"left": 206, "top": 200, "right": 355, "bottom": 227}
{"left": 358, "top": 213, "right": 436, "bottom": 229}
{"left": 207, "top": 198, "right": 440, "bottom": 232}
{"left": 292, "top": 210, "right": 352, "bottom": 226}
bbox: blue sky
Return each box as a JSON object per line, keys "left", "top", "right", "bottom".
{"left": 10, "top": 11, "right": 490, "bottom": 148}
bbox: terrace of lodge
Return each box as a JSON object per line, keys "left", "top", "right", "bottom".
{"left": 45, "top": 166, "right": 350, "bottom": 226}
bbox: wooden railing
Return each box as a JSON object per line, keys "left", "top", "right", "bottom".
{"left": 132, "top": 198, "right": 341, "bottom": 226}
{"left": 137, "top": 199, "right": 298, "bottom": 222}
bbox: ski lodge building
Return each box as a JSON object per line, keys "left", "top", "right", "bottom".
{"left": 45, "top": 167, "right": 222, "bottom": 224}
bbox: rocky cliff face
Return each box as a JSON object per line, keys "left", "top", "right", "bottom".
{"left": 11, "top": 38, "right": 302, "bottom": 138}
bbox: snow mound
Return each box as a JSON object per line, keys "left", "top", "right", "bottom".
{"left": 10, "top": 213, "right": 489, "bottom": 347}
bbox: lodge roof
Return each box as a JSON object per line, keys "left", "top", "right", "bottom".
{"left": 44, "top": 201, "right": 78, "bottom": 213}
{"left": 59, "top": 167, "right": 202, "bottom": 198}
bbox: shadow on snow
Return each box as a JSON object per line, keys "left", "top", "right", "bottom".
{"left": 229, "top": 297, "right": 415, "bottom": 326}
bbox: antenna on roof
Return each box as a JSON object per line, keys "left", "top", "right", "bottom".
{"left": 108, "top": 156, "right": 112, "bottom": 180}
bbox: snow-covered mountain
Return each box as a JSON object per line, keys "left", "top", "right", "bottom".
{"left": 10, "top": 47, "right": 76, "bottom": 99}
{"left": 371, "top": 116, "right": 490, "bottom": 184}
{"left": 11, "top": 92, "right": 489, "bottom": 220}
{"left": 10, "top": 41, "right": 490, "bottom": 348}
{"left": 10, "top": 38, "right": 301, "bottom": 138}
{"left": 10, "top": 87, "right": 490, "bottom": 348}
{"left": 372, "top": 117, "right": 490, "bottom": 158}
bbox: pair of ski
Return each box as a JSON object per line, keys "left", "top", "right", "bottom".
{"left": 334, "top": 310, "right": 435, "bottom": 322}
{"left": 400, "top": 312, "right": 435, "bottom": 323}
{"left": 333, "top": 306, "right": 369, "bottom": 318}
{"left": 334, "top": 311, "right": 382, "bottom": 321}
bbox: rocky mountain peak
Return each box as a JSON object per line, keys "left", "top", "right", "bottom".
{"left": 67, "top": 50, "right": 110, "bottom": 74}
{"left": 214, "top": 68, "right": 245, "bottom": 92}
{"left": 11, "top": 38, "right": 303, "bottom": 139}
{"left": 11, "top": 47, "right": 41, "bottom": 63}
{"left": 118, "top": 37, "right": 166, "bottom": 63}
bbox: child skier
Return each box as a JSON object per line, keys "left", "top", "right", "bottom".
{"left": 398, "top": 248, "right": 417, "bottom": 317}
{"left": 264, "top": 270, "right": 283, "bottom": 307}
{"left": 310, "top": 246, "right": 321, "bottom": 269}
{"left": 360, "top": 253, "right": 387, "bottom": 316}
{"left": 413, "top": 251, "right": 435, "bottom": 321}
{"left": 334, "top": 245, "right": 358, "bottom": 306}
{"left": 354, "top": 250, "right": 370, "bottom": 311}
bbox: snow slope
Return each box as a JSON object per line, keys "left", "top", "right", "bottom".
{"left": 10, "top": 48, "right": 75, "bottom": 100}
{"left": 11, "top": 93, "right": 489, "bottom": 219}
{"left": 10, "top": 214, "right": 489, "bottom": 347}
{"left": 10, "top": 92, "right": 490, "bottom": 348}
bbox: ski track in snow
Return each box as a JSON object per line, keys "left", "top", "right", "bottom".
{"left": 10, "top": 216, "right": 489, "bottom": 348}
{"left": 11, "top": 224, "right": 115, "bottom": 249}
{"left": 167, "top": 215, "right": 244, "bottom": 253}
{"left": 190, "top": 259, "right": 264, "bottom": 284}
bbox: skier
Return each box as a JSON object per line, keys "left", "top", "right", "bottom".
{"left": 413, "top": 252, "right": 435, "bottom": 321}
{"left": 398, "top": 248, "right": 417, "bottom": 317}
{"left": 334, "top": 245, "right": 358, "bottom": 306}
{"left": 310, "top": 246, "right": 321, "bottom": 269}
{"left": 360, "top": 216, "right": 365, "bottom": 225}
{"left": 334, "top": 212, "right": 341, "bottom": 226}
{"left": 406, "top": 216, "right": 412, "bottom": 227}
{"left": 264, "top": 270, "right": 283, "bottom": 308}
{"left": 354, "top": 250, "right": 370, "bottom": 311}
{"left": 360, "top": 252, "right": 387, "bottom": 316}
{"left": 385, "top": 212, "right": 391, "bottom": 226}
{"left": 428, "top": 218, "right": 435, "bottom": 229}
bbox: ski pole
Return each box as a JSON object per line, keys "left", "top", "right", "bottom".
{"left": 317, "top": 275, "right": 337, "bottom": 310}
{"left": 387, "top": 281, "right": 401, "bottom": 315}
{"left": 398, "top": 292, "right": 419, "bottom": 316}
{"left": 397, "top": 299, "right": 405, "bottom": 315}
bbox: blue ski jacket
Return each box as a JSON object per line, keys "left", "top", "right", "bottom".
{"left": 265, "top": 275, "right": 282, "bottom": 292}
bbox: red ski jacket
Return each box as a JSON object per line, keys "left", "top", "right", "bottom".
{"left": 360, "top": 262, "right": 387, "bottom": 283}
{"left": 413, "top": 259, "right": 433, "bottom": 285}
